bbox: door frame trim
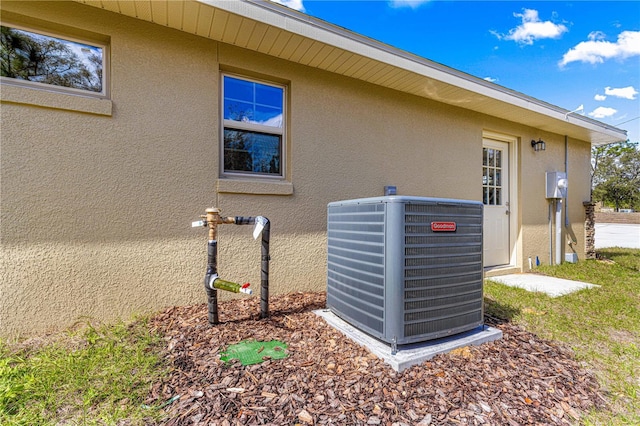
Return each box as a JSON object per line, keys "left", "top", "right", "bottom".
{"left": 483, "top": 130, "right": 519, "bottom": 269}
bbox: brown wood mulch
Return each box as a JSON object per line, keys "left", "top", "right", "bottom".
{"left": 147, "top": 292, "right": 606, "bottom": 425}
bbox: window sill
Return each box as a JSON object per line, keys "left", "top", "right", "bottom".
{"left": 217, "top": 178, "right": 293, "bottom": 195}
{"left": 0, "top": 83, "right": 112, "bottom": 116}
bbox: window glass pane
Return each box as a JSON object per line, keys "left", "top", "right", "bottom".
{"left": 496, "top": 188, "right": 501, "bottom": 205}
{"left": 224, "top": 100, "right": 254, "bottom": 122}
{"left": 224, "top": 129, "right": 281, "bottom": 175}
{"left": 482, "top": 167, "right": 488, "bottom": 186}
{"left": 224, "top": 77, "right": 253, "bottom": 102}
{"left": 1, "top": 26, "right": 103, "bottom": 93}
{"left": 495, "top": 150, "right": 502, "bottom": 168}
{"left": 489, "top": 188, "right": 495, "bottom": 205}
{"left": 488, "top": 149, "right": 495, "bottom": 167}
{"left": 488, "top": 168, "right": 495, "bottom": 186}
{"left": 255, "top": 84, "right": 282, "bottom": 108}
{"left": 495, "top": 170, "right": 501, "bottom": 187}
{"left": 223, "top": 76, "right": 283, "bottom": 128}
{"left": 483, "top": 187, "right": 489, "bottom": 205}
{"left": 483, "top": 148, "right": 488, "bottom": 166}
{"left": 255, "top": 104, "right": 282, "bottom": 127}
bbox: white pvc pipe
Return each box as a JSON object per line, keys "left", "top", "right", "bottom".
{"left": 556, "top": 199, "right": 563, "bottom": 265}
{"left": 549, "top": 202, "right": 553, "bottom": 265}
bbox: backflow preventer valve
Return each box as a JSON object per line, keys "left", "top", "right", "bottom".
{"left": 192, "top": 208, "right": 271, "bottom": 324}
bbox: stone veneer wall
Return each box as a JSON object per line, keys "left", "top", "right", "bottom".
{"left": 583, "top": 202, "right": 596, "bottom": 259}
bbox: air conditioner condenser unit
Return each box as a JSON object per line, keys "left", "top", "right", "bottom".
{"left": 327, "top": 196, "right": 484, "bottom": 346}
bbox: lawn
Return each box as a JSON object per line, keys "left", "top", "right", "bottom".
{"left": 0, "top": 320, "right": 168, "bottom": 425}
{"left": 484, "top": 248, "right": 640, "bottom": 425}
{"left": 1, "top": 248, "right": 638, "bottom": 424}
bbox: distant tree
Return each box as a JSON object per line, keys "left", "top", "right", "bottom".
{"left": 591, "top": 141, "right": 640, "bottom": 211}
{"left": 224, "top": 130, "right": 254, "bottom": 172}
{"left": 0, "top": 26, "right": 102, "bottom": 92}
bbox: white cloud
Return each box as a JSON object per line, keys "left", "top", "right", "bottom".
{"left": 588, "top": 31, "right": 607, "bottom": 41}
{"left": 494, "top": 9, "right": 568, "bottom": 45}
{"left": 259, "top": 114, "right": 283, "bottom": 128}
{"left": 594, "top": 94, "right": 607, "bottom": 101}
{"left": 588, "top": 107, "right": 617, "bottom": 119}
{"left": 268, "top": 0, "right": 305, "bottom": 12}
{"left": 484, "top": 77, "right": 498, "bottom": 83}
{"left": 388, "top": 0, "right": 430, "bottom": 9}
{"left": 559, "top": 30, "right": 640, "bottom": 67}
{"left": 605, "top": 86, "right": 638, "bottom": 100}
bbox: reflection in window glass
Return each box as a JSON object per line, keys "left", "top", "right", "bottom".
{"left": 224, "top": 129, "right": 281, "bottom": 175}
{"left": 223, "top": 76, "right": 283, "bottom": 127}
{"left": 1, "top": 26, "right": 104, "bottom": 93}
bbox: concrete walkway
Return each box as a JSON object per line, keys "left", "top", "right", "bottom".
{"left": 487, "top": 274, "right": 599, "bottom": 297}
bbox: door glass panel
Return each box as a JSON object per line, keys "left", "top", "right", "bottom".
{"left": 482, "top": 146, "right": 504, "bottom": 206}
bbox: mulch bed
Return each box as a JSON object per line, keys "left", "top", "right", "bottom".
{"left": 147, "top": 292, "right": 606, "bottom": 425}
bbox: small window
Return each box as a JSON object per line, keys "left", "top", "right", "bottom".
{"left": 222, "top": 74, "right": 285, "bottom": 177}
{"left": 1, "top": 25, "right": 106, "bottom": 97}
{"left": 482, "top": 147, "right": 503, "bottom": 206}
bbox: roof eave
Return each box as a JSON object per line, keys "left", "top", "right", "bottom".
{"left": 70, "top": 0, "right": 628, "bottom": 145}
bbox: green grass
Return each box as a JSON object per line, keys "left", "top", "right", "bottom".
{"left": 485, "top": 248, "right": 640, "bottom": 425}
{"left": 0, "top": 320, "right": 168, "bottom": 425}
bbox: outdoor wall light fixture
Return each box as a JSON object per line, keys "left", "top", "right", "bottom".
{"left": 531, "top": 139, "right": 546, "bottom": 152}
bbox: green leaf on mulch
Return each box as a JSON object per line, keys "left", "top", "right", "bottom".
{"left": 220, "top": 340, "right": 288, "bottom": 365}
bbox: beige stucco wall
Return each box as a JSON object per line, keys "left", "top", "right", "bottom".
{"left": 516, "top": 132, "right": 591, "bottom": 268}
{"left": 1, "top": 1, "right": 592, "bottom": 339}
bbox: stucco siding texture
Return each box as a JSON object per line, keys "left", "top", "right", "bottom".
{"left": 1, "top": 1, "right": 592, "bottom": 338}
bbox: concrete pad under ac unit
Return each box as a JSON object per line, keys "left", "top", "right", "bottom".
{"left": 315, "top": 309, "right": 503, "bottom": 372}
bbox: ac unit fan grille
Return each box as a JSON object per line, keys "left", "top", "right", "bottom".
{"left": 405, "top": 311, "right": 483, "bottom": 338}
{"left": 327, "top": 202, "right": 386, "bottom": 339}
{"left": 402, "top": 202, "right": 483, "bottom": 339}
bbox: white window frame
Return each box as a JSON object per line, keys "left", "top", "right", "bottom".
{"left": 220, "top": 73, "right": 286, "bottom": 179}
{"left": 0, "top": 21, "right": 110, "bottom": 100}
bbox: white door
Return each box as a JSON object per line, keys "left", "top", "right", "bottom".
{"left": 483, "top": 140, "right": 510, "bottom": 267}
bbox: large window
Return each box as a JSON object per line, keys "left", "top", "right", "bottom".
{"left": 222, "top": 74, "right": 285, "bottom": 177}
{"left": 1, "top": 24, "right": 106, "bottom": 97}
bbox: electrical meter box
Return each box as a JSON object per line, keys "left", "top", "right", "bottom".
{"left": 546, "top": 171, "right": 568, "bottom": 199}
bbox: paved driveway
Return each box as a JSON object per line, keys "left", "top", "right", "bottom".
{"left": 595, "top": 223, "right": 640, "bottom": 249}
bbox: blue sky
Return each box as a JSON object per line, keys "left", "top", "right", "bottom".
{"left": 270, "top": 0, "right": 640, "bottom": 143}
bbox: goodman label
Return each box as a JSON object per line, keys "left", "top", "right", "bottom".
{"left": 431, "top": 222, "right": 457, "bottom": 232}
